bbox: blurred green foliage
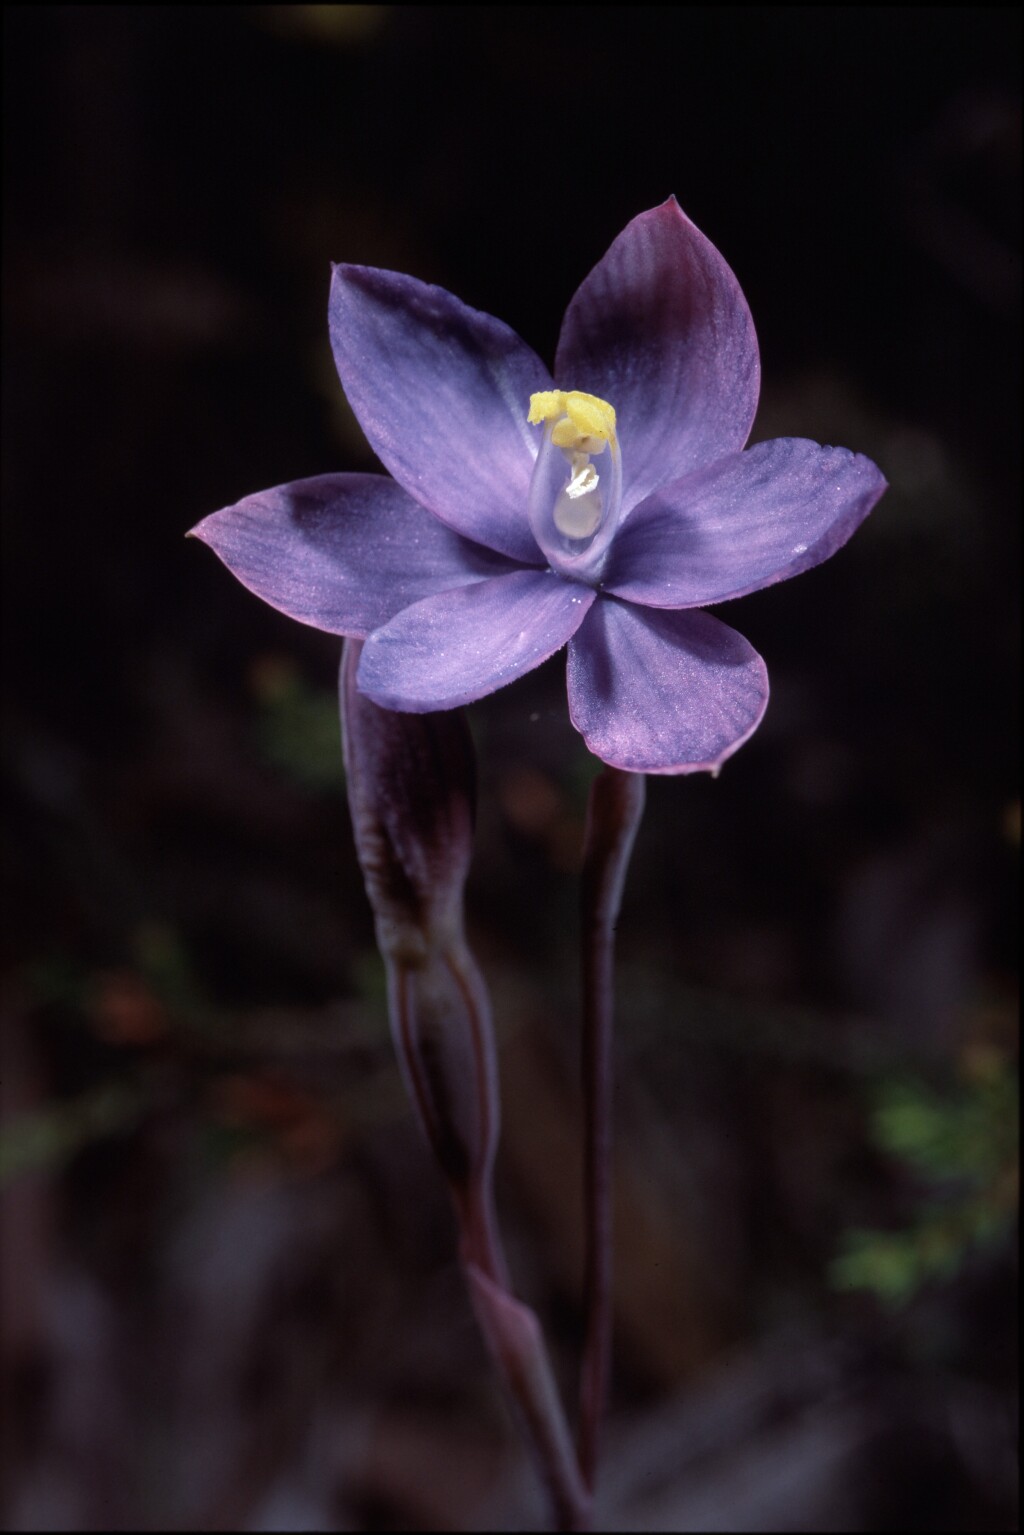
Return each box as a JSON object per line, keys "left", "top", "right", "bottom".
{"left": 832, "top": 1052, "right": 1019, "bottom": 1306}
{"left": 250, "top": 656, "right": 345, "bottom": 792}
{"left": 0, "top": 1081, "right": 142, "bottom": 1184}
{"left": 2, "top": 924, "right": 208, "bottom": 1188}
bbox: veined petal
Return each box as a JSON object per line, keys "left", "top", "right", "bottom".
{"left": 189, "top": 474, "right": 514, "bottom": 637}
{"left": 568, "top": 600, "right": 768, "bottom": 774}
{"left": 358, "top": 570, "right": 596, "bottom": 712}
{"left": 602, "top": 440, "right": 887, "bottom": 608}
{"left": 555, "top": 198, "right": 760, "bottom": 513}
{"left": 329, "top": 265, "right": 551, "bottom": 564}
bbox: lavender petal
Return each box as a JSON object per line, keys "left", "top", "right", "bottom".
{"left": 555, "top": 197, "right": 760, "bottom": 514}
{"left": 358, "top": 570, "right": 596, "bottom": 712}
{"left": 568, "top": 599, "right": 769, "bottom": 774}
{"left": 330, "top": 265, "right": 551, "bottom": 564}
{"left": 603, "top": 439, "right": 888, "bottom": 607}
{"left": 189, "top": 474, "right": 514, "bottom": 637}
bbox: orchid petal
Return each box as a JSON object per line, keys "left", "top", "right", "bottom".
{"left": 602, "top": 439, "right": 887, "bottom": 608}
{"left": 555, "top": 198, "right": 760, "bottom": 513}
{"left": 358, "top": 570, "right": 595, "bottom": 712}
{"left": 329, "top": 265, "right": 551, "bottom": 564}
{"left": 190, "top": 474, "right": 514, "bottom": 637}
{"left": 568, "top": 600, "right": 768, "bottom": 774}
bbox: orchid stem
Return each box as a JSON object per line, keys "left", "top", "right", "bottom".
{"left": 341, "top": 642, "right": 591, "bottom": 1529}
{"left": 388, "top": 941, "right": 590, "bottom": 1532}
{"left": 578, "top": 765, "right": 646, "bottom": 1494}
{"left": 442, "top": 946, "right": 590, "bottom": 1531}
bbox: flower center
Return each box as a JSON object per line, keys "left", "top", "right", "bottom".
{"left": 527, "top": 390, "right": 622, "bottom": 565}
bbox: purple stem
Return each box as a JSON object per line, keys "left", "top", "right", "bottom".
{"left": 340, "top": 641, "right": 590, "bottom": 1530}
{"left": 578, "top": 766, "right": 646, "bottom": 1494}
{"left": 390, "top": 944, "right": 591, "bottom": 1530}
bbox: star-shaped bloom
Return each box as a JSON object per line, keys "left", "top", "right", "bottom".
{"left": 192, "top": 198, "right": 886, "bottom": 774}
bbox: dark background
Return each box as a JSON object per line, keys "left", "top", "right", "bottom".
{"left": 2, "top": 6, "right": 1019, "bottom": 1529}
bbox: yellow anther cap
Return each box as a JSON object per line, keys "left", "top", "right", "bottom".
{"left": 527, "top": 389, "right": 616, "bottom": 445}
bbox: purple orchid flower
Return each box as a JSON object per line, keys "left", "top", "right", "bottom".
{"left": 192, "top": 198, "right": 886, "bottom": 774}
